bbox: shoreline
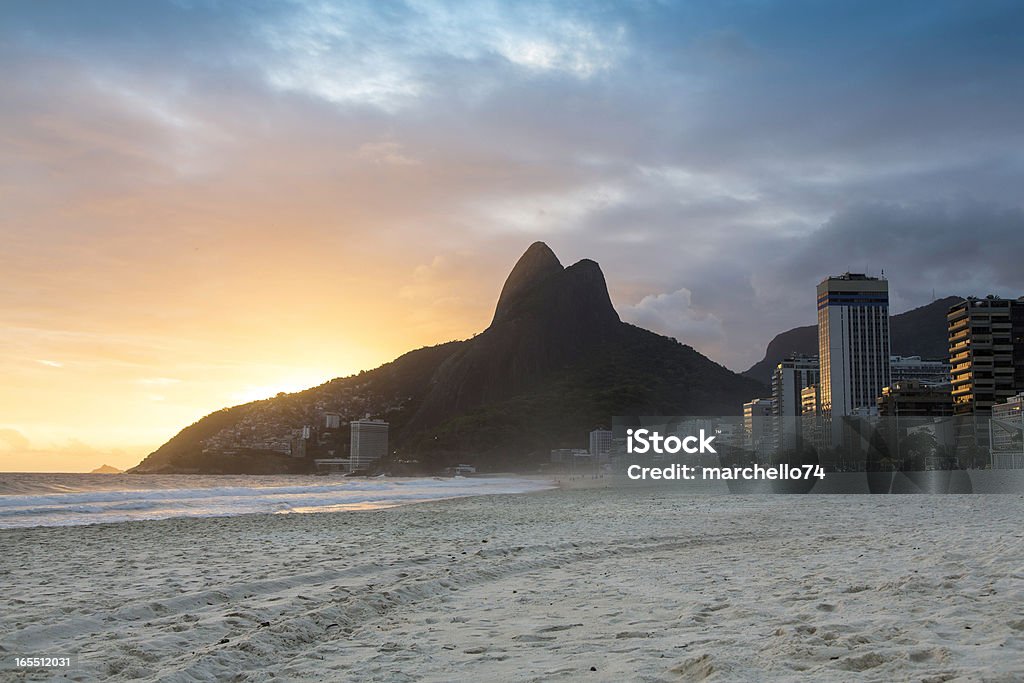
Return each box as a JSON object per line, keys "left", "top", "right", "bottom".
{"left": 0, "top": 474, "right": 557, "bottom": 530}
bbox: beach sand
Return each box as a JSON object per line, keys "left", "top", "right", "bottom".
{"left": 1, "top": 487, "right": 1022, "bottom": 681}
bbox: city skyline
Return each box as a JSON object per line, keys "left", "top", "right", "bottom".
{"left": 3, "top": 1, "right": 1024, "bottom": 470}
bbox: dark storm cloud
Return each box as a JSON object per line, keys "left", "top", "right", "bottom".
{"left": 775, "top": 201, "right": 1024, "bottom": 305}
{"left": 643, "top": 200, "right": 1024, "bottom": 370}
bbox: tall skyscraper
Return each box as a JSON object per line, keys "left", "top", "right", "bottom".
{"left": 948, "top": 296, "right": 1024, "bottom": 452}
{"left": 349, "top": 418, "right": 389, "bottom": 473}
{"left": 771, "top": 355, "right": 820, "bottom": 452}
{"left": 817, "top": 273, "right": 891, "bottom": 428}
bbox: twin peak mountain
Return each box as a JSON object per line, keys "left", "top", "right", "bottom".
{"left": 132, "top": 242, "right": 763, "bottom": 473}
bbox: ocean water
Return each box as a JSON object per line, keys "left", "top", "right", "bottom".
{"left": 0, "top": 473, "right": 554, "bottom": 528}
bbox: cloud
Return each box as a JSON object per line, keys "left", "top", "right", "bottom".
{"left": 473, "top": 181, "right": 628, "bottom": 235}
{"left": 355, "top": 141, "right": 421, "bottom": 166}
{"left": 756, "top": 200, "right": 1024, "bottom": 314}
{"left": 0, "top": 428, "right": 145, "bottom": 471}
{"left": 621, "top": 288, "right": 726, "bottom": 354}
{"left": 0, "top": 428, "right": 31, "bottom": 451}
{"left": 398, "top": 251, "right": 498, "bottom": 337}
{"left": 493, "top": 19, "right": 623, "bottom": 77}
{"left": 253, "top": 1, "right": 626, "bottom": 110}
{"left": 36, "top": 359, "right": 64, "bottom": 368}
{"left": 625, "top": 198, "right": 1024, "bottom": 371}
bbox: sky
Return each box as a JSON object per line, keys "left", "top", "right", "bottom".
{"left": 2, "top": 0, "right": 1024, "bottom": 471}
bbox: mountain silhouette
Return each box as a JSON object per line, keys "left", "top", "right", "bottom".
{"left": 132, "top": 242, "right": 765, "bottom": 474}
{"left": 743, "top": 296, "right": 962, "bottom": 384}
{"left": 406, "top": 243, "right": 622, "bottom": 433}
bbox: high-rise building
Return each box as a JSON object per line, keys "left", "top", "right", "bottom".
{"left": 889, "top": 355, "right": 950, "bottom": 386}
{"left": 588, "top": 429, "right": 612, "bottom": 463}
{"left": 948, "top": 296, "right": 1024, "bottom": 451}
{"left": 349, "top": 419, "right": 389, "bottom": 473}
{"left": 771, "top": 355, "right": 820, "bottom": 452}
{"left": 817, "top": 273, "right": 891, "bottom": 430}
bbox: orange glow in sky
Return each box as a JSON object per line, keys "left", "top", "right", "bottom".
{"left": 1, "top": 236, "right": 509, "bottom": 471}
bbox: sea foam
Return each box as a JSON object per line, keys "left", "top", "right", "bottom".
{"left": 0, "top": 475, "right": 553, "bottom": 528}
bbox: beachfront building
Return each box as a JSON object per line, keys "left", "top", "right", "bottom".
{"left": 589, "top": 429, "right": 613, "bottom": 463}
{"left": 550, "top": 448, "right": 595, "bottom": 476}
{"left": 948, "top": 296, "right": 1024, "bottom": 453}
{"left": 771, "top": 355, "right": 820, "bottom": 452}
{"left": 550, "top": 448, "right": 589, "bottom": 463}
{"left": 801, "top": 385, "right": 821, "bottom": 416}
{"left": 889, "top": 355, "right": 950, "bottom": 386}
{"left": 876, "top": 380, "right": 954, "bottom": 418}
{"left": 800, "top": 385, "right": 823, "bottom": 449}
{"left": 817, "top": 273, "right": 891, "bottom": 446}
{"left": 743, "top": 398, "right": 773, "bottom": 459}
{"left": 349, "top": 418, "right": 389, "bottom": 473}
{"left": 290, "top": 425, "right": 313, "bottom": 458}
{"left": 991, "top": 392, "right": 1024, "bottom": 469}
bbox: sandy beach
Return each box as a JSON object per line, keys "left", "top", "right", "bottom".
{"left": 1, "top": 487, "right": 1022, "bottom": 682}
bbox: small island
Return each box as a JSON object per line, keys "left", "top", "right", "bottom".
{"left": 90, "top": 464, "right": 123, "bottom": 474}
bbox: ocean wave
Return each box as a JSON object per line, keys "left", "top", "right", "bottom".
{"left": 0, "top": 476, "right": 553, "bottom": 528}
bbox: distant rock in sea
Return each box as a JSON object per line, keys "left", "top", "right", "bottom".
{"left": 90, "top": 464, "right": 123, "bottom": 474}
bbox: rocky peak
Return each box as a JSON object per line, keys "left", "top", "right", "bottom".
{"left": 492, "top": 241, "right": 564, "bottom": 324}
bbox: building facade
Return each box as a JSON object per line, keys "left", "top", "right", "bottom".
{"left": 817, "top": 273, "right": 891, "bottom": 443}
{"left": 771, "top": 355, "right": 820, "bottom": 452}
{"left": 876, "top": 380, "right": 954, "bottom": 418}
{"left": 349, "top": 419, "right": 389, "bottom": 473}
{"left": 550, "top": 448, "right": 591, "bottom": 467}
{"left": 948, "top": 296, "right": 1024, "bottom": 451}
{"left": 889, "top": 355, "right": 950, "bottom": 386}
{"left": 800, "top": 385, "right": 823, "bottom": 449}
{"left": 588, "top": 429, "right": 613, "bottom": 463}
{"left": 991, "top": 392, "right": 1024, "bottom": 469}
{"left": 743, "top": 398, "right": 773, "bottom": 459}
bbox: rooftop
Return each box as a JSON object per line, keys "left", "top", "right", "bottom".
{"left": 829, "top": 272, "right": 883, "bottom": 281}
